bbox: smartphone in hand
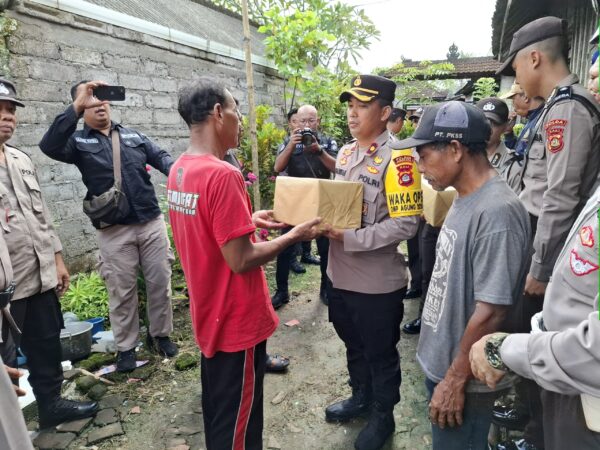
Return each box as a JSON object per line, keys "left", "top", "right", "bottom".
{"left": 93, "top": 85, "right": 126, "bottom": 101}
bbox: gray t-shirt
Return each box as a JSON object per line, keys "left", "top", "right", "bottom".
{"left": 417, "top": 176, "right": 531, "bottom": 393}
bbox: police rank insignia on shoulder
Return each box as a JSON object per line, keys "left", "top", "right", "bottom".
{"left": 366, "top": 166, "right": 379, "bottom": 174}
{"left": 569, "top": 249, "right": 599, "bottom": 276}
{"left": 545, "top": 119, "right": 568, "bottom": 154}
{"left": 343, "top": 148, "right": 353, "bottom": 156}
{"left": 579, "top": 225, "right": 595, "bottom": 248}
{"left": 373, "top": 155, "right": 383, "bottom": 166}
{"left": 366, "top": 143, "right": 378, "bottom": 156}
{"left": 340, "top": 157, "right": 348, "bottom": 166}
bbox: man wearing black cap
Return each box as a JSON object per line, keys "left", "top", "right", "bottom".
{"left": 475, "top": 97, "right": 514, "bottom": 172}
{"left": 0, "top": 79, "right": 99, "bottom": 428}
{"left": 394, "top": 101, "right": 530, "bottom": 450}
{"left": 387, "top": 105, "right": 407, "bottom": 136}
{"left": 322, "top": 74, "right": 420, "bottom": 450}
{"left": 408, "top": 107, "right": 423, "bottom": 125}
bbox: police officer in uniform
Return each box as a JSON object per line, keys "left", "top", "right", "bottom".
{"left": 271, "top": 104, "right": 338, "bottom": 308}
{"left": 323, "top": 75, "right": 420, "bottom": 450}
{"left": 0, "top": 79, "right": 99, "bottom": 428}
{"left": 497, "top": 16, "right": 600, "bottom": 449}
{"left": 470, "top": 183, "right": 600, "bottom": 449}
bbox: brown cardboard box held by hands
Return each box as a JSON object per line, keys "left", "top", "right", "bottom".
{"left": 273, "top": 177, "right": 363, "bottom": 230}
{"left": 422, "top": 179, "right": 456, "bottom": 227}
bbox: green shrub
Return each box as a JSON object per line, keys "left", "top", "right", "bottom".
{"left": 61, "top": 272, "right": 109, "bottom": 321}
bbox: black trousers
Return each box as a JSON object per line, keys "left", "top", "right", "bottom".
{"left": 201, "top": 340, "right": 266, "bottom": 450}
{"left": 406, "top": 219, "right": 424, "bottom": 291}
{"left": 275, "top": 227, "right": 329, "bottom": 292}
{"left": 329, "top": 287, "right": 405, "bottom": 409}
{"left": 0, "top": 289, "right": 64, "bottom": 401}
{"left": 417, "top": 223, "right": 441, "bottom": 317}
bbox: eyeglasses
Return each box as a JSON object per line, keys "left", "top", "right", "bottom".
{"left": 299, "top": 118, "right": 318, "bottom": 125}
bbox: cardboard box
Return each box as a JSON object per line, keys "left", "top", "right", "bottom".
{"left": 273, "top": 177, "right": 363, "bottom": 229}
{"left": 422, "top": 180, "right": 457, "bottom": 227}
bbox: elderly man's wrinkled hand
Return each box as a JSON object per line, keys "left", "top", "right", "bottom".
{"left": 321, "top": 223, "right": 344, "bottom": 242}
{"left": 469, "top": 334, "right": 507, "bottom": 390}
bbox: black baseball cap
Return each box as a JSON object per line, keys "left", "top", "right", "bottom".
{"left": 497, "top": 16, "right": 567, "bottom": 76}
{"left": 340, "top": 74, "right": 396, "bottom": 103}
{"left": 409, "top": 107, "right": 424, "bottom": 120}
{"left": 0, "top": 78, "right": 24, "bottom": 107}
{"left": 391, "top": 101, "right": 491, "bottom": 149}
{"left": 475, "top": 97, "right": 509, "bottom": 124}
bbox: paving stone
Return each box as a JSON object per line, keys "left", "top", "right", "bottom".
{"left": 63, "top": 369, "right": 81, "bottom": 381}
{"left": 87, "top": 383, "right": 108, "bottom": 400}
{"left": 87, "top": 422, "right": 124, "bottom": 444}
{"left": 33, "top": 431, "right": 76, "bottom": 449}
{"left": 168, "top": 445, "right": 190, "bottom": 450}
{"left": 99, "top": 394, "right": 125, "bottom": 409}
{"left": 94, "top": 407, "right": 119, "bottom": 426}
{"left": 56, "top": 416, "right": 93, "bottom": 434}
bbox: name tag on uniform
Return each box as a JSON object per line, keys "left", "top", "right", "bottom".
{"left": 75, "top": 137, "right": 99, "bottom": 144}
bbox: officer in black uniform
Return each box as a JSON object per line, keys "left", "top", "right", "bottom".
{"left": 271, "top": 104, "right": 338, "bottom": 308}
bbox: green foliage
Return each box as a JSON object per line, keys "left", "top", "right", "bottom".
{"left": 395, "top": 120, "right": 416, "bottom": 141}
{"left": 61, "top": 272, "right": 109, "bottom": 321}
{"left": 0, "top": 14, "right": 17, "bottom": 76}
{"left": 238, "top": 104, "right": 286, "bottom": 208}
{"left": 378, "top": 61, "right": 455, "bottom": 105}
{"left": 473, "top": 77, "right": 499, "bottom": 101}
{"left": 512, "top": 123, "right": 525, "bottom": 137}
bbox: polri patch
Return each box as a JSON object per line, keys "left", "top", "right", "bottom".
{"left": 579, "top": 225, "right": 595, "bottom": 248}
{"left": 569, "top": 249, "right": 598, "bottom": 276}
{"left": 545, "top": 119, "right": 567, "bottom": 154}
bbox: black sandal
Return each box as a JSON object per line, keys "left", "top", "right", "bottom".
{"left": 266, "top": 353, "right": 290, "bottom": 372}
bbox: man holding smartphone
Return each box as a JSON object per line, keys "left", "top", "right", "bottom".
{"left": 39, "top": 80, "right": 177, "bottom": 372}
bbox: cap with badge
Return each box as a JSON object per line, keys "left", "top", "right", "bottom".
{"left": 475, "top": 97, "right": 510, "bottom": 124}
{"left": 500, "top": 83, "right": 525, "bottom": 100}
{"left": 391, "top": 101, "right": 491, "bottom": 149}
{"left": 409, "top": 107, "right": 424, "bottom": 121}
{"left": 340, "top": 74, "right": 396, "bottom": 103}
{"left": 497, "top": 16, "right": 567, "bottom": 76}
{"left": 0, "top": 78, "right": 24, "bottom": 107}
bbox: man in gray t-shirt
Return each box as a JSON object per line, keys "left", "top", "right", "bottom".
{"left": 393, "top": 101, "right": 530, "bottom": 450}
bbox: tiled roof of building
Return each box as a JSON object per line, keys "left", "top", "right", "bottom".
{"left": 382, "top": 56, "right": 501, "bottom": 80}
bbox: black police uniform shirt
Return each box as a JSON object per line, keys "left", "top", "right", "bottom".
{"left": 39, "top": 105, "right": 174, "bottom": 227}
{"left": 277, "top": 132, "right": 338, "bottom": 178}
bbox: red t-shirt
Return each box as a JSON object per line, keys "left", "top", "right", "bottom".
{"left": 167, "top": 153, "right": 278, "bottom": 358}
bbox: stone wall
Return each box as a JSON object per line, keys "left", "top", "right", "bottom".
{"left": 4, "top": 3, "right": 283, "bottom": 272}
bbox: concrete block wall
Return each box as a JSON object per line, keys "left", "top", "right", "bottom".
{"left": 4, "top": 3, "right": 284, "bottom": 272}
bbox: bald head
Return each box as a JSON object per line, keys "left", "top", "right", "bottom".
{"left": 297, "top": 104, "right": 319, "bottom": 131}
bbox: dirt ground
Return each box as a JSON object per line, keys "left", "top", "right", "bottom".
{"left": 98, "top": 261, "right": 433, "bottom": 450}
{"left": 42, "top": 261, "right": 432, "bottom": 450}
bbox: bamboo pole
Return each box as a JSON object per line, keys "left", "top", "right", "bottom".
{"left": 241, "top": 0, "right": 261, "bottom": 209}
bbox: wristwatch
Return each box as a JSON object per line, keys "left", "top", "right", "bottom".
{"left": 484, "top": 332, "right": 510, "bottom": 371}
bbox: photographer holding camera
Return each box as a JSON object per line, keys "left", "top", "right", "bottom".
{"left": 271, "top": 105, "right": 338, "bottom": 309}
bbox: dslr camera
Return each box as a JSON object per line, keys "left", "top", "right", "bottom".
{"left": 298, "top": 127, "right": 315, "bottom": 147}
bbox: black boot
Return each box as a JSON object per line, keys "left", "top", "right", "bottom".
{"left": 271, "top": 290, "right": 289, "bottom": 310}
{"left": 325, "top": 386, "right": 372, "bottom": 422}
{"left": 402, "top": 317, "right": 421, "bottom": 335}
{"left": 38, "top": 397, "right": 99, "bottom": 429}
{"left": 354, "top": 402, "right": 395, "bottom": 450}
{"left": 147, "top": 334, "right": 179, "bottom": 357}
{"left": 301, "top": 253, "right": 321, "bottom": 265}
{"left": 290, "top": 260, "right": 306, "bottom": 274}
